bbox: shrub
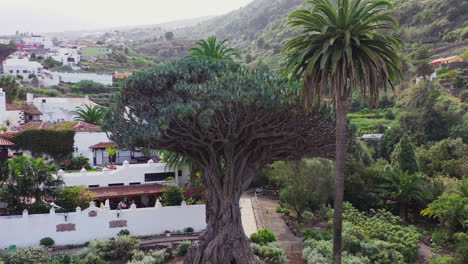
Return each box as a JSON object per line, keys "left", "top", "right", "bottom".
{"left": 0, "top": 247, "right": 51, "bottom": 264}
{"left": 162, "top": 186, "right": 185, "bottom": 206}
{"left": 250, "top": 228, "right": 277, "bottom": 245}
{"left": 40, "top": 237, "right": 55, "bottom": 247}
{"left": 176, "top": 241, "right": 191, "bottom": 256}
{"left": 183, "top": 227, "right": 194, "bottom": 233}
{"left": 117, "top": 229, "right": 130, "bottom": 236}
{"left": 251, "top": 242, "right": 288, "bottom": 264}
{"left": 56, "top": 186, "right": 96, "bottom": 212}
{"left": 88, "top": 236, "right": 140, "bottom": 260}
{"left": 430, "top": 256, "right": 455, "bottom": 264}
{"left": 13, "top": 129, "right": 75, "bottom": 161}
{"left": 302, "top": 228, "right": 332, "bottom": 241}
{"left": 128, "top": 249, "right": 169, "bottom": 264}
{"left": 63, "top": 156, "right": 91, "bottom": 170}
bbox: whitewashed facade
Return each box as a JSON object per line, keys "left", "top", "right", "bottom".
{"left": 59, "top": 160, "right": 190, "bottom": 188}
{"left": 0, "top": 202, "right": 206, "bottom": 248}
{"left": 51, "top": 72, "right": 113, "bottom": 85}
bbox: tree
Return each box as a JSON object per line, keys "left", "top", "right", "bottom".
{"left": 278, "top": 159, "right": 335, "bottom": 218}
{"left": 162, "top": 185, "right": 185, "bottom": 206}
{"left": 0, "top": 43, "right": 16, "bottom": 74}
{"left": 380, "top": 167, "right": 429, "bottom": 221}
{"left": 1, "top": 156, "right": 60, "bottom": 209}
{"left": 189, "top": 36, "right": 241, "bottom": 61}
{"left": 416, "top": 60, "right": 433, "bottom": 78}
{"left": 0, "top": 75, "right": 20, "bottom": 103}
{"left": 106, "top": 57, "right": 335, "bottom": 264}
{"left": 391, "top": 135, "right": 418, "bottom": 174}
{"left": 105, "top": 147, "right": 119, "bottom": 164}
{"left": 282, "top": 0, "right": 402, "bottom": 262}
{"left": 73, "top": 80, "right": 108, "bottom": 94}
{"left": 42, "top": 57, "right": 62, "bottom": 69}
{"left": 55, "top": 186, "right": 95, "bottom": 212}
{"left": 165, "top": 32, "right": 174, "bottom": 41}
{"left": 72, "top": 105, "right": 107, "bottom": 125}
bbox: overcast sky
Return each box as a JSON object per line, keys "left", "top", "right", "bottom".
{"left": 0, "top": 0, "right": 254, "bottom": 35}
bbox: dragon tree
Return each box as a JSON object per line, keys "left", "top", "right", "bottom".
{"left": 106, "top": 57, "right": 335, "bottom": 264}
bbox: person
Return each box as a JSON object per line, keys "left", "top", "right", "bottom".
{"left": 117, "top": 201, "right": 127, "bottom": 210}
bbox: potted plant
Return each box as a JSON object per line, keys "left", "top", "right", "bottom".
{"left": 105, "top": 147, "right": 119, "bottom": 169}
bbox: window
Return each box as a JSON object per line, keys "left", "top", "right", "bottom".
{"left": 42, "top": 99, "right": 46, "bottom": 103}
{"left": 178, "top": 170, "right": 182, "bottom": 177}
{"left": 129, "top": 182, "right": 141, "bottom": 185}
{"left": 145, "top": 172, "right": 175, "bottom": 182}
{"left": 108, "top": 183, "right": 124, "bottom": 187}
{"left": 88, "top": 185, "right": 99, "bottom": 188}
{"left": 23, "top": 70, "right": 28, "bottom": 73}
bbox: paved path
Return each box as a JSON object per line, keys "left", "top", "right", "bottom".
{"left": 241, "top": 197, "right": 258, "bottom": 237}
{"left": 256, "top": 196, "right": 303, "bottom": 253}
{"left": 415, "top": 242, "right": 432, "bottom": 264}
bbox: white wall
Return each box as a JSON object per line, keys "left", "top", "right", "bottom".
{"left": 0, "top": 88, "right": 6, "bottom": 125}
{"left": 0, "top": 203, "right": 206, "bottom": 248}
{"left": 51, "top": 72, "right": 113, "bottom": 85}
{"left": 60, "top": 161, "right": 190, "bottom": 188}
{"left": 74, "top": 132, "right": 110, "bottom": 164}
{"left": 32, "top": 96, "right": 97, "bottom": 123}
{"left": 3, "top": 58, "right": 43, "bottom": 79}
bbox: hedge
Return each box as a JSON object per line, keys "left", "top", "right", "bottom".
{"left": 13, "top": 129, "right": 75, "bottom": 161}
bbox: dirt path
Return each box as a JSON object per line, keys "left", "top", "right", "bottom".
{"left": 415, "top": 242, "right": 432, "bottom": 264}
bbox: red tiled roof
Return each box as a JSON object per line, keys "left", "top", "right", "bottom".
{"left": 89, "top": 142, "right": 118, "bottom": 149}
{"left": 6, "top": 104, "right": 42, "bottom": 115}
{"left": 89, "top": 184, "right": 164, "bottom": 199}
{"left": 0, "top": 138, "right": 14, "bottom": 146}
{"left": 70, "top": 121, "right": 102, "bottom": 132}
{"left": 14, "top": 122, "right": 49, "bottom": 132}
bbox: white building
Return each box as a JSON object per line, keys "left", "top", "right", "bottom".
{"left": 27, "top": 93, "right": 98, "bottom": 123}
{"left": 47, "top": 47, "right": 80, "bottom": 66}
{"left": 51, "top": 71, "right": 113, "bottom": 86}
{"left": 30, "top": 35, "right": 53, "bottom": 49}
{"left": 3, "top": 57, "right": 43, "bottom": 78}
{"left": 59, "top": 160, "right": 190, "bottom": 188}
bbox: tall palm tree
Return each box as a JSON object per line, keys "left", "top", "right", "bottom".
{"left": 72, "top": 105, "right": 107, "bottom": 126}
{"left": 0, "top": 43, "right": 16, "bottom": 74}
{"left": 380, "top": 167, "right": 429, "bottom": 221}
{"left": 283, "top": 0, "right": 402, "bottom": 262}
{"left": 189, "top": 36, "right": 241, "bottom": 60}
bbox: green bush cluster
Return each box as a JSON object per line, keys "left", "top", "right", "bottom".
{"left": 251, "top": 242, "right": 288, "bottom": 264}
{"left": 250, "top": 228, "right": 277, "bottom": 245}
{"left": 301, "top": 228, "right": 332, "bottom": 241}
{"left": 40, "top": 237, "right": 55, "bottom": 247}
{"left": 342, "top": 203, "right": 421, "bottom": 263}
{"left": 0, "top": 247, "right": 51, "bottom": 264}
{"left": 87, "top": 236, "right": 140, "bottom": 261}
{"left": 275, "top": 206, "right": 291, "bottom": 216}
{"left": 128, "top": 249, "right": 170, "bottom": 264}
{"left": 175, "top": 241, "right": 191, "bottom": 256}
{"left": 117, "top": 229, "right": 130, "bottom": 236}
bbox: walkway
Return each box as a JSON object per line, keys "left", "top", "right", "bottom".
{"left": 241, "top": 197, "right": 258, "bottom": 237}
{"left": 254, "top": 195, "right": 305, "bottom": 264}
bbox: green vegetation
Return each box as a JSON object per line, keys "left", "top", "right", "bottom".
{"left": 161, "top": 186, "right": 185, "bottom": 206}
{"left": 189, "top": 37, "right": 240, "bottom": 60}
{"left": 55, "top": 186, "right": 96, "bottom": 212}
{"left": 72, "top": 105, "right": 107, "bottom": 125}
{"left": 39, "top": 237, "right": 55, "bottom": 247}
{"left": 250, "top": 229, "right": 277, "bottom": 245}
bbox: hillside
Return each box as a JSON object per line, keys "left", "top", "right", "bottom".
{"left": 171, "top": 0, "right": 467, "bottom": 68}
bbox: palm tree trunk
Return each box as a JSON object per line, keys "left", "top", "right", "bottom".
{"left": 333, "top": 101, "right": 348, "bottom": 264}
{"left": 399, "top": 201, "right": 408, "bottom": 221}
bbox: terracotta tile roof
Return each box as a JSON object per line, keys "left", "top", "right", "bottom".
{"left": 0, "top": 138, "right": 14, "bottom": 146}
{"left": 89, "top": 142, "right": 118, "bottom": 149}
{"left": 49, "top": 121, "right": 102, "bottom": 132}
{"left": 6, "top": 104, "right": 42, "bottom": 115}
{"left": 14, "top": 122, "right": 50, "bottom": 132}
{"left": 89, "top": 184, "right": 164, "bottom": 199}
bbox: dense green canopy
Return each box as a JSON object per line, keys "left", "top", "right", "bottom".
{"left": 107, "top": 57, "right": 335, "bottom": 162}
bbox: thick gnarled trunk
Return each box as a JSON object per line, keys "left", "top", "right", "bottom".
{"left": 185, "top": 161, "right": 257, "bottom": 264}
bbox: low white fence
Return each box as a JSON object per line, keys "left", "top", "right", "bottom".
{"left": 0, "top": 201, "right": 206, "bottom": 248}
